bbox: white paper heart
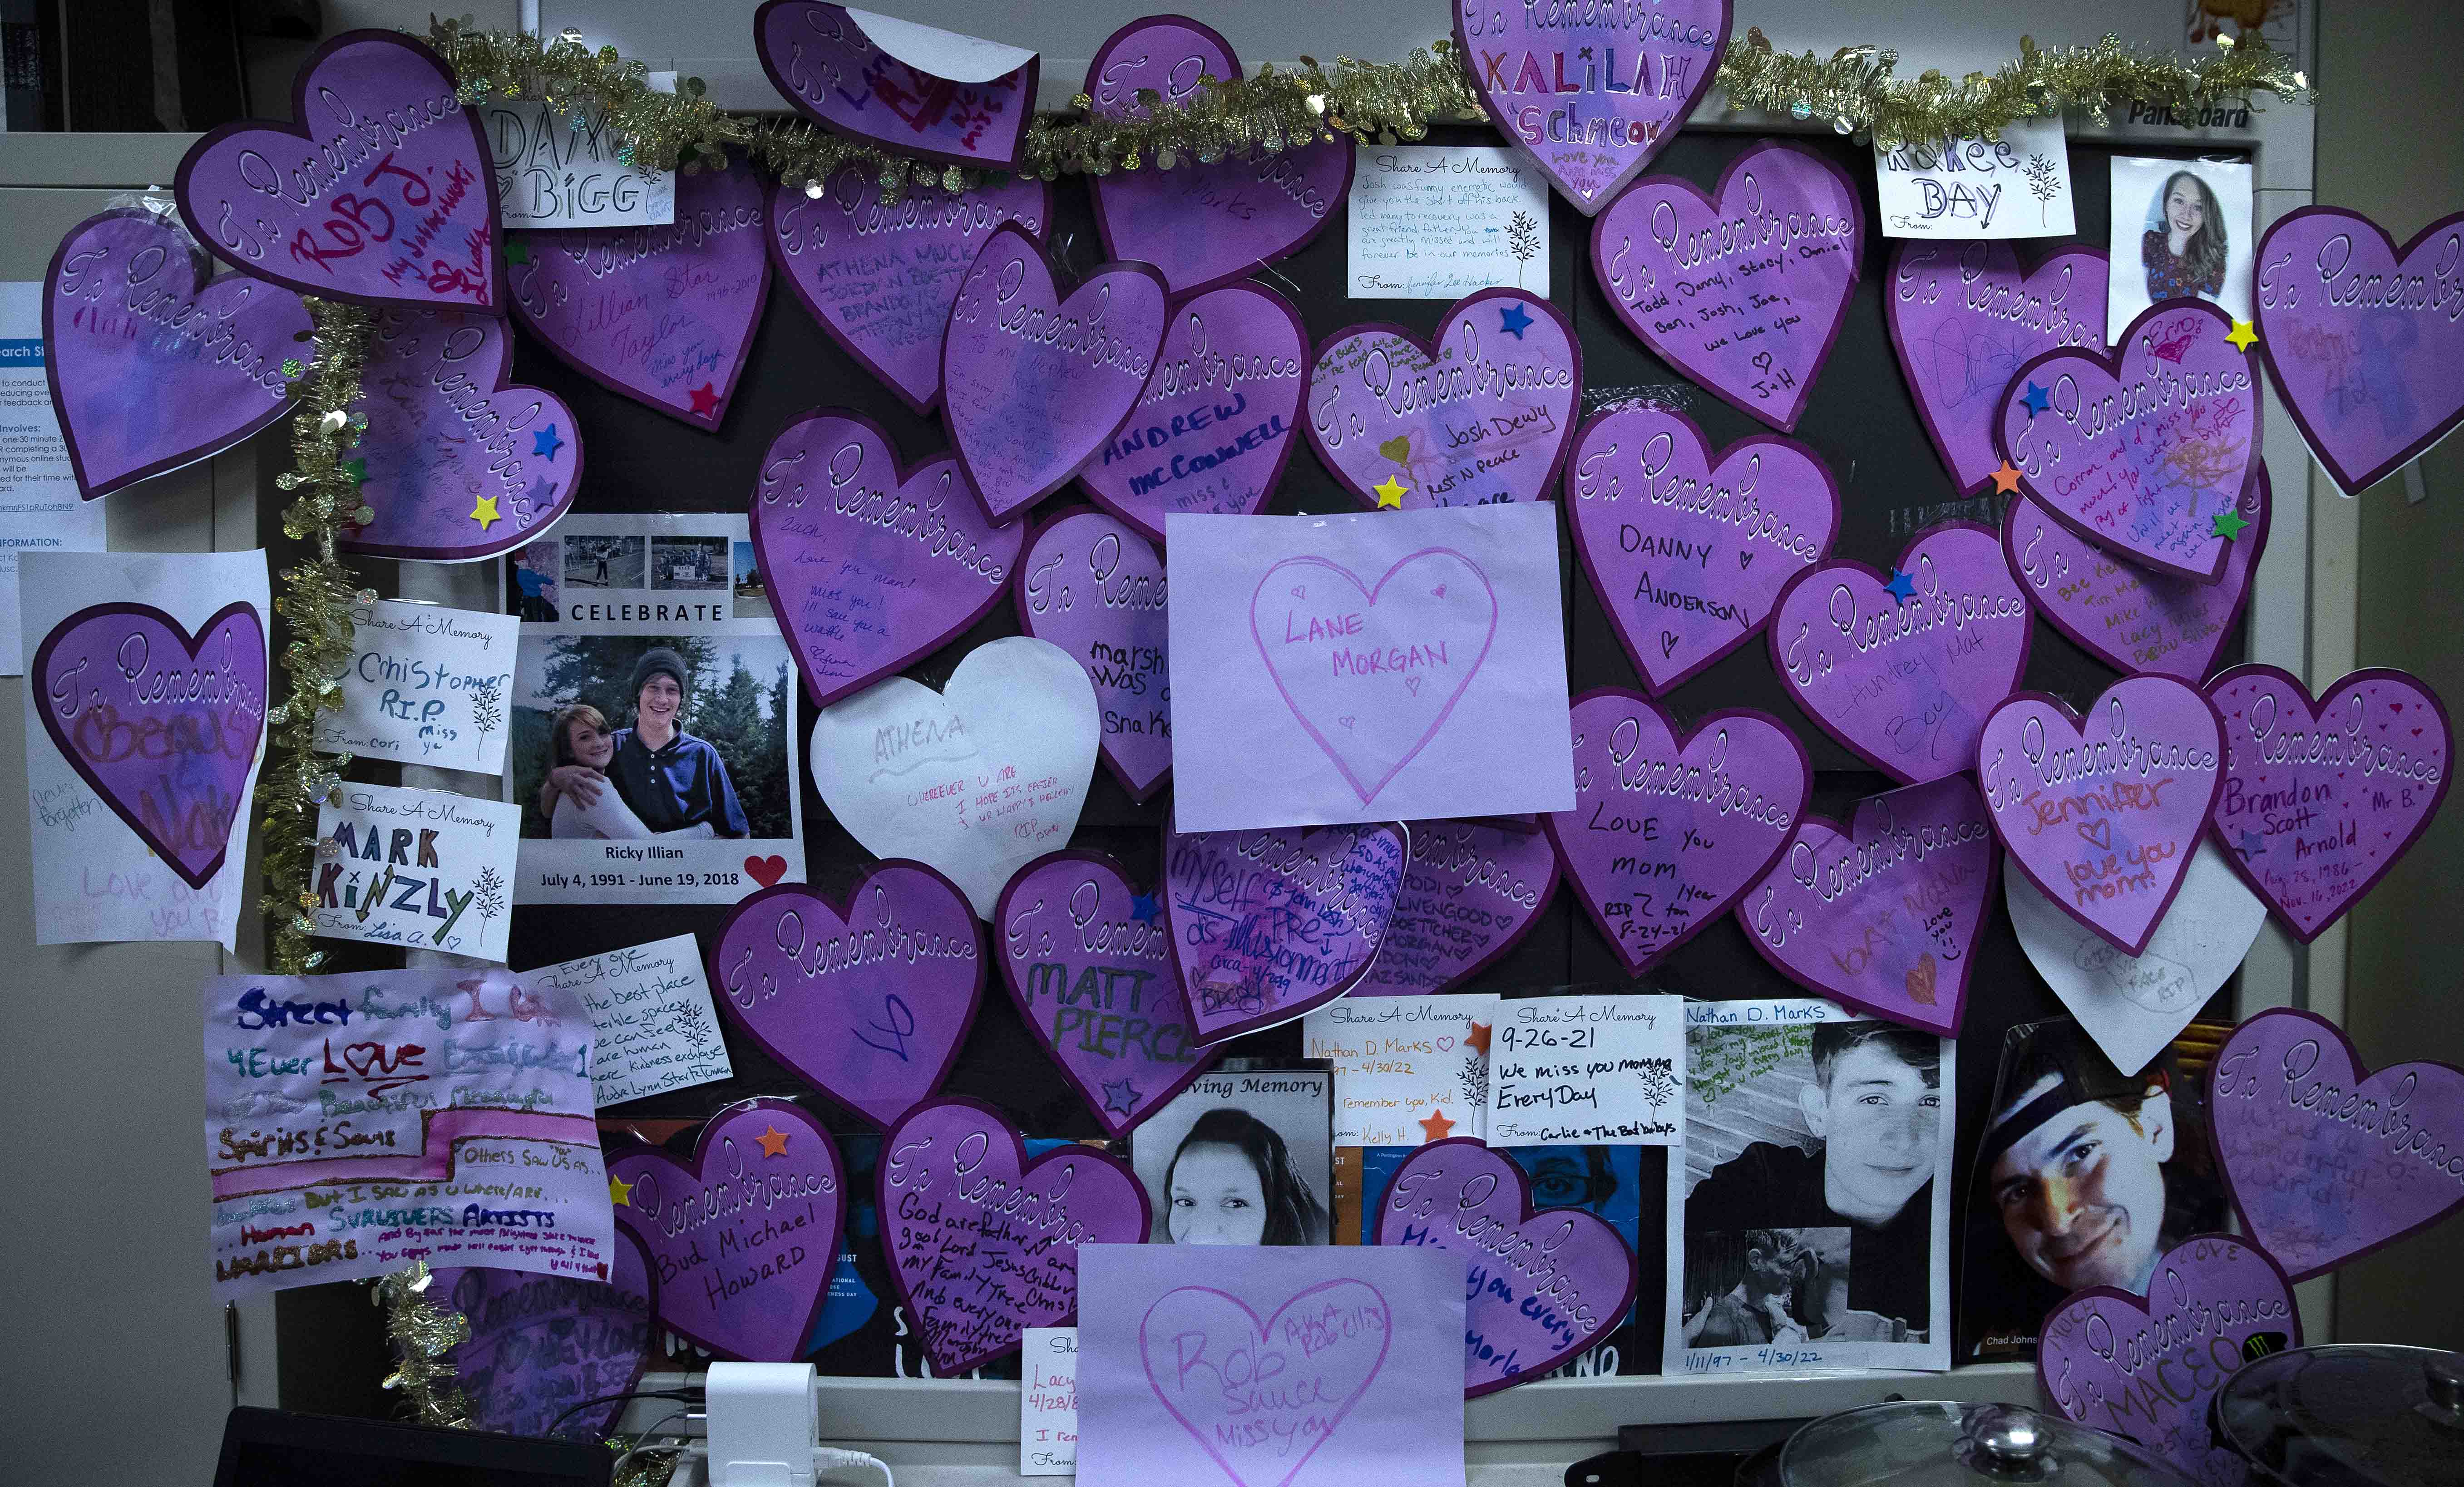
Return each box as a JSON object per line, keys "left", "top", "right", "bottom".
{"left": 2005, "top": 839, "right": 2265, "bottom": 1076}
{"left": 809, "top": 636, "right": 1097, "bottom": 918}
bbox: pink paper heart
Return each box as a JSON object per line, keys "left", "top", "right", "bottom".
{"left": 1140, "top": 1278, "right": 1392, "bottom": 1487}
{"left": 1362, "top": 819, "right": 1560, "bottom": 996}
{"left": 1016, "top": 507, "right": 1172, "bottom": 799}
{"left": 439, "top": 1225, "right": 657, "bottom": 1439}
{"left": 755, "top": 1, "right": 1037, "bottom": 170}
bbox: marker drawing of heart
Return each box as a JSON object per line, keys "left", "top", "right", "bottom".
{"left": 33, "top": 601, "right": 267, "bottom": 889}
{"left": 1164, "top": 817, "right": 1407, "bottom": 1042}
{"left": 708, "top": 867, "right": 983, "bottom": 1130}
{"left": 2211, "top": 1007, "right": 2464, "bottom": 1280}
{"left": 1140, "top": 1278, "right": 1393, "bottom": 1487}
{"left": 942, "top": 223, "right": 1170, "bottom": 525}
{"left": 751, "top": 409, "right": 1023, "bottom": 707}
{"left": 2205, "top": 663, "right": 2452, "bottom": 942}
{"left": 608, "top": 1098, "right": 845, "bottom": 1362}
{"left": 2005, "top": 465, "right": 2268, "bottom": 681}
{"left": 1995, "top": 298, "right": 2262, "bottom": 582}
{"left": 1015, "top": 507, "right": 1172, "bottom": 799}
{"left": 175, "top": 31, "right": 502, "bottom": 311}
{"left": 755, "top": 1, "right": 1038, "bottom": 170}
{"left": 1565, "top": 404, "right": 1840, "bottom": 694}
{"left": 43, "top": 210, "right": 311, "bottom": 501}
{"left": 1363, "top": 818, "right": 1559, "bottom": 996}
{"left": 1767, "top": 522, "right": 2031, "bottom": 784}
{"left": 1374, "top": 1137, "right": 1638, "bottom": 1396}
{"left": 1593, "top": 141, "right": 1864, "bottom": 432}
{"left": 1306, "top": 289, "right": 1580, "bottom": 511}
{"left": 1249, "top": 548, "right": 1500, "bottom": 806}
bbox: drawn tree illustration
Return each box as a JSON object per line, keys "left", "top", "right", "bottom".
{"left": 469, "top": 677, "right": 503, "bottom": 746}
{"left": 1635, "top": 1056, "right": 1682, "bottom": 1112}
{"left": 2025, "top": 154, "right": 2063, "bottom": 228}
{"left": 472, "top": 867, "right": 507, "bottom": 931}
{"left": 1506, "top": 210, "right": 1541, "bottom": 287}
{"left": 669, "top": 998, "right": 719, "bottom": 1053}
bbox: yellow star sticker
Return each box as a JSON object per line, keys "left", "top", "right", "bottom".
{"left": 756, "top": 1124, "right": 792, "bottom": 1158}
{"left": 1989, "top": 461, "right": 2023, "bottom": 495}
{"left": 608, "top": 1173, "right": 634, "bottom": 1207}
{"left": 469, "top": 493, "right": 501, "bottom": 530}
{"left": 1373, "top": 475, "right": 1408, "bottom": 509}
{"left": 2225, "top": 319, "right": 2260, "bottom": 353}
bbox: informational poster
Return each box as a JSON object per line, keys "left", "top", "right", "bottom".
{"left": 0, "top": 282, "right": 109, "bottom": 674}
{"left": 317, "top": 600, "right": 519, "bottom": 774}
{"left": 1020, "top": 1327, "right": 1080, "bottom": 1477}
{"left": 1305, "top": 994, "right": 1497, "bottom": 1147}
{"left": 1872, "top": 118, "right": 2074, "bottom": 240}
{"left": 1486, "top": 995, "right": 1685, "bottom": 1147}
{"left": 313, "top": 783, "right": 523, "bottom": 963}
{"left": 1346, "top": 146, "right": 1550, "bottom": 299}
{"left": 481, "top": 75, "right": 677, "bottom": 228}
{"left": 524, "top": 933, "right": 734, "bottom": 1107}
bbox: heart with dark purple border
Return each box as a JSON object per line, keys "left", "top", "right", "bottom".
{"left": 2205, "top": 663, "right": 2452, "bottom": 943}
{"left": 439, "top": 1225, "right": 657, "bottom": 1440}
{"left": 755, "top": 0, "right": 1038, "bottom": 171}
{"left": 751, "top": 408, "right": 1023, "bottom": 708}
{"left": 1164, "top": 816, "right": 1407, "bottom": 1042}
{"left": 43, "top": 209, "right": 311, "bottom": 501}
{"left": 175, "top": 30, "right": 502, "bottom": 311}
{"left": 608, "top": 1098, "right": 845, "bottom": 1362}
{"left": 1565, "top": 404, "right": 1839, "bottom": 695}
{"left": 1306, "top": 288, "right": 1581, "bottom": 512}
{"left": 1014, "top": 507, "right": 1172, "bottom": 800}
{"left": 1362, "top": 819, "right": 1560, "bottom": 996}
{"left": 878, "top": 1096, "right": 1150, "bottom": 1374}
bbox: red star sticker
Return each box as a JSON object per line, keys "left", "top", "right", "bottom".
{"left": 1417, "top": 1108, "right": 1456, "bottom": 1142}
{"left": 688, "top": 382, "right": 721, "bottom": 417}
{"left": 1466, "top": 1022, "right": 1492, "bottom": 1054}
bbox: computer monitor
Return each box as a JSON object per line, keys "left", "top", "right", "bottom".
{"left": 212, "top": 1407, "right": 614, "bottom": 1487}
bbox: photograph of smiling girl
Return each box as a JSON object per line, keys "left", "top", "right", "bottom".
{"left": 1132, "top": 1068, "right": 1334, "bottom": 1246}
{"left": 2106, "top": 156, "right": 2255, "bottom": 340}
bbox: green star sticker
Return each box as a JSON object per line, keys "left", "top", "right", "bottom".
{"left": 346, "top": 458, "right": 367, "bottom": 486}
{"left": 505, "top": 238, "right": 531, "bottom": 266}
{"left": 2212, "top": 508, "right": 2251, "bottom": 540}
{"left": 281, "top": 358, "right": 304, "bottom": 380}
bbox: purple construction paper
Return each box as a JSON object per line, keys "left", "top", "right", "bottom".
{"left": 1736, "top": 774, "right": 1997, "bottom": 1037}
{"left": 1885, "top": 241, "right": 2108, "bottom": 495}
{"left": 1767, "top": 522, "right": 2030, "bottom": 784}
{"left": 1995, "top": 299, "right": 2262, "bottom": 583}
{"left": 1163, "top": 817, "right": 1407, "bottom": 1042}
{"left": 1080, "top": 282, "right": 1308, "bottom": 544}
{"left": 439, "top": 1227, "right": 656, "bottom": 1440}
{"left": 175, "top": 31, "right": 502, "bottom": 311}
{"left": 993, "top": 850, "right": 1221, "bottom": 1137}
{"left": 2038, "top": 1234, "right": 2300, "bottom": 1487}
{"left": 1306, "top": 288, "right": 1581, "bottom": 511}
{"left": 708, "top": 868, "right": 984, "bottom": 1131}
{"left": 2253, "top": 207, "right": 2464, "bottom": 496}
{"left": 32, "top": 601, "right": 266, "bottom": 889}
{"left": 42, "top": 210, "right": 310, "bottom": 501}
{"left": 608, "top": 1098, "right": 845, "bottom": 1362}
{"left": 1015, "top": 507, "right": 1172, "bottom": 799}
{"left": 1543, "top": 692, "right": 1807, "bottom": 975}
{"left": 755, "top": 1, "right": 1037, "bottom": 171}
{"left": 769, "top": 168, "right": 1051, "bottom": 415}
{"left": 1375, "top": 1137, "right": 1638, "bottom": 1397}
{"left": 1453, "top": 0, "right": 1729, "bottom": 216}
{"left": 750, "top": 408, "right": 1023, "bottom": 707}
{"left": 878, "top": 1096, "right": 1150, "bottom": 1374}
{"left": 1592, "top": 142, "right": 1863, "bottom": 431}
{"left": 2005, "top": 466, "right": 2270, "bottom": 681}
{"left": 1361, "top": 819, "right": 1560, "bottom": 996}
{"left": 340, "top": 308, "right": 583, "bottom": 562}
{"left": 510, "top": 163, "right": 771, "bottom": 430}
{"left": 1978, "top": 676, "right": 2227, "bottom": 957}
{"left": 2211, "top": 1007, "right": 2464, "bottom": 1281}
{"left": 1564, "top": 404, "right": 1840, "bottom": 695}
{"left": 2205, "top": 664, "right": 2453, "bottom": 943}
{"left": 942, "top": 224, "right": 1169, "bottom": 525}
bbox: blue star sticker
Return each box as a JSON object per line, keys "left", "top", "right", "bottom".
{"left": 525, "top": 477, "right": 560, "bottom": 509}
{"left": 1102, "top": 1078, "right": 1142, "bottom": 1116}
{"left": 1129, "top": 892, "right": 1161, "bottom": 923}
{"left": 1498, "top": 302, "right": 1534, "bottom": 340}
{"left": 531, "top": 424, "right": 565, "bottom": 460}
{"left": 1882, "top": 567, "right": 1917, "bottom": 603}
{"left": 2020, "top": 382, "right": 2051, "bottom": 418}
{"left": 2236, "top": 828, "right": 2267, "bottom": 860}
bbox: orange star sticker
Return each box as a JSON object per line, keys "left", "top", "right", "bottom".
{"left": 755, "top": 1124, "right": 791, "bottom": 1158}
{"left": 1417, "top": 1108, "right": 1456, "bottom": 1142}
{"left": 1989, "top": 461, "right": 2023, "bottom": 495}
{"left": 1466, "top": 1022, "right": 1492, "bottom": 1054}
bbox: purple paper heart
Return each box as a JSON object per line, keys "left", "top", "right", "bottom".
{"left": 33, "top": 601, "right": 266, "bottom": 889}
{"left": 768, "top": 167, "right": 1051, "bottom": 416}
{"left": 1767, "top": 522, "right": 2032, "bottom": 784}
{"left": 2039, "top": 1235, "right": 2300, "bottom": 1486}
{"left": 608, "top": 1098, "right": 846, "bottom": 1362}
{"left": 1164, "top": 817, "right": 1407, "bottom": 1042}
{"left": 510, "top": 164, "right": 771, "bottom": 430}
{"left": 992, "top": 850, "right": 1221, "bottom": 1137}
{"left": 1737, "top": 775, "right": 1997, "bottom": 1037}
{"left": 2205, "top": 664, "right": 2453, "bottom": 943}
{"left": 1374, "top": 1137, "right": 1638, "bottom": 1396}
{"left": 1995, "top": 299, "right": 2262, "bottom": 583}
{"left": 1362, "top": 819, "right": 1560, "bottom": 996}
{"left": 751, "top": 409, "right": 1023, "bottom": 707}
{"left": 2006, "top": 466, "right": 2269, "bottom": 682}
{"left": 1306, "top": 289, "right": 1581, "bottom": 512}
{"left": 42, "top": 210, "right": 311, "bottom": 501}
{"left": 755, "top": 1, "right": 1037, "bottom": 171}
{"left": 2253, "top": 207, "right": 2464, "bottom": 497}
{"left": 1593, "top": 142, "right": 1864, "bottom": 432}
{"left": 439, "top": 1226, "right": 657, "bottom": 1440}
{"left": 1565, "top": 404, "right": 1840, "bottom": 695}
{"left": 942, "top": 224, "right": 1169, "bottom": 525}
{"left": 1015, "top": 507, "right": 1172, "bottom": 799}
{"left": 1978, "top": 676, "right": 2227, "bottom": 957}
{"left": 340, "top": 308, "right": 584, "bottom": 562}
{"left": 1544, "top": 692, "right": 1808, "bottom": 975}
{"left": 879, "top": 1096, "right": 1150, "bottom": 1374}
{"left": 1084, "top": 17, "right": 1356, "bottom": 296}
{"left": 1884, "top": 241, "right": 2108, "bottom": 494}
{"left": 2211, "top": 1008, "right": 2464, "bottom": 1280}
{"left": 175, "top": 31, "right": 502, "bottom": 311}
{"left": 1080, "top": 281, "right": 1309, "bottom": 545}
{"left": 709, "top": 869, "right": 983, "bottom": 1131}
{"left": 1453, "top": 0, "right": 1730, "bottom": 215}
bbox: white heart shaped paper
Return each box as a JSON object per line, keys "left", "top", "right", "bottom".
{"left": 810, "top": 636, "right": 1098, "bottom": 918}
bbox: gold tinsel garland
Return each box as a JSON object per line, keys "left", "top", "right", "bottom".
{"left": 373, "top": 1261, "right": 476, "bottom": 1430}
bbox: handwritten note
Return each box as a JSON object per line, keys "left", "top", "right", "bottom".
{"left": 1873, "top": 118, "right": 2074, "bottom": 240}
{"left": 1486, "top": 995, "right": 1684, "bottom": 1146}
{"left": 314, "top": 783, "right": 521, "bottom": 963}
{"left": 483, "top": 80, "right": 676, "bottom": 228}
{"left": 1305, "top": 995, "right": 1497, "bottom": 1146}
{"left": 441, "top": 1231, "right": 655, "bottom": 1439}
{"left": 1346, "top": 146, "right": 1550, "bottom": 299}
{"left": 1362, "top": 820, "right": 1557, "bottom": 996}
{"left": 1164, "top": 820, "right": 1408, "bottom": 1042}
{"left": 1020, "top": 1327, "right": 1079, "bottom": 1477}
{"left": 318, "top": 601, "right": 517, "bottom": 774}
{"left": 528, "top": 934, "right": 733, "bottom": 1108}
